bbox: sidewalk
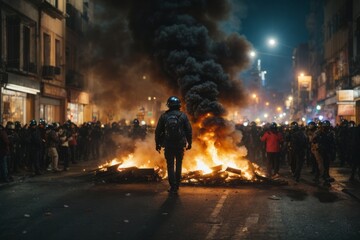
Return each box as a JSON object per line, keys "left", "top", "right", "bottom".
{"left": 0, "top": 159, "right": 101, "bottom": 188}
{"left": 281, "top": 163, "right": 360, "bottom": 202}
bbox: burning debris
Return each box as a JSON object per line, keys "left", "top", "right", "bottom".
{"left": 95, "top": 157, "right": 288, "bottom": 186}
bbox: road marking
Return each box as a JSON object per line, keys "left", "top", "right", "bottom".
{"left": 233, "top": 213, "right": 259, "bottom": 239}
{"left": 206, "top": 191, "right": 229, "bottom": 239}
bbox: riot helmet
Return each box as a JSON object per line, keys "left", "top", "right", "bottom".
{"left": 166, "top": 96, "right": 181, "bottom": 109}
{"left": 39, "top": 118, "right": 46, "bottom": 126}
{"left": 349, "top": 121, "right": 356, "bottom": 128}
{"left": 29, "top": 119, "right": 37, "bottom": 127}
{"left": 6, "top": 121, "right": 15, "bottom": 130}
{"left": 133, "top": 118, "right": 140, "bottom": 126}
{"left": 307, "top": 121, "right": 316, "bottom": 130}
{"left": 322, "top": 120, "right": 331, "bottom": 127}
{"left": 290, "top": 121, "right": 299, "bottom": 130}
{"left": 269, "top": 122, "right": 277, "bottom": 130}
{"left": 14, "top": 121, "right": 22, "bottom": 130}
{"left": 340, "top": 119, "right": 348, "bottom": 127}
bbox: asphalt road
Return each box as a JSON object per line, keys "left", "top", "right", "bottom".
{"left": 1, "top": 167, "right": 360, "bottom": 240}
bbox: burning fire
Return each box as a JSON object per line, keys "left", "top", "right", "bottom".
{"left": 98, "top": 120, "right": 265, "bottom": 182}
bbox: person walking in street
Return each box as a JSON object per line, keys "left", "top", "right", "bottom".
{"left": 155, "top": 96, "right": 192, "bottom": 194}
{"left": 260, "top": 122, "right": 283, "bottom": 178}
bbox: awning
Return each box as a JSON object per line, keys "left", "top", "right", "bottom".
{"left": 5, "top": 73, "right": 40, "bottom": 95}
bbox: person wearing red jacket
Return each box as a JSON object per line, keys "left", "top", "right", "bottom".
{"left": 260, "top": 122, "right": 283, "bottom": 178}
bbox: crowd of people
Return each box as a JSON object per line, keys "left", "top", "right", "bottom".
{"left": 1, "top": 116, "right": 359, "bottom": 187}
{"left": 239, "top": 119, "right": 360, "bottom": 186}
{"left": 0, "top": 119, "right": 147, "bottom": 183}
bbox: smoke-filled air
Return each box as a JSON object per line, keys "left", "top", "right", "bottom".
{"left": 88, "top": 0, "right": 260, "bottom": 179}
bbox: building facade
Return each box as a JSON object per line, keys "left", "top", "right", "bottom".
{"left": 0, "top": 0, "right": 93, "bottom": 126}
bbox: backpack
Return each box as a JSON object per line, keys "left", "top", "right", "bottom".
{"left": 164, "top": 113, "right": 183, "bottom": 140}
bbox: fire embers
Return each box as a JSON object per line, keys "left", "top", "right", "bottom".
{"left": 181, "top": 165, "right": 288, "bottom": 186}
{"left": 95, "top": 163, "right": 164, "bottom": 183}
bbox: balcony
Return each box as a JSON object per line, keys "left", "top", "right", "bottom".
{"left": 66, "top": 70, "right": 84, "bottom": 89}
{"left": 42, "top": 65, "right": 56, "bottom": 79}
{"left": 29, "top": 0, "right": 65, "bottom": 19}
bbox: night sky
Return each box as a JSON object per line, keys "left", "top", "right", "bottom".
{"left": 238, "top": 0, "right": 310, "bottom": 92}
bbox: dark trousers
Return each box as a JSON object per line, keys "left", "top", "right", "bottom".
{"left": 164, "top": 147, "right": 184, "bottom": 189}
{"left": 266, "top": 152, "right": 280, "bottom": 177}
{"left": 29, "top": 149, "right": 41, "bottom": 174}
{"left": 60, "top": 146, "right": 70, "bottom": 169}
{"left": 289, "top": 150, "right": 305, "bottom": 180}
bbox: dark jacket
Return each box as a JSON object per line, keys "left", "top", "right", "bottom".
{"left": 155, "top": 109, "right": 192, "bottom": 149}
{"left": 0, "top": 128, "right": 10, "bottom": 157}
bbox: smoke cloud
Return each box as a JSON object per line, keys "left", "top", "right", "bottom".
{"left": 84, "top": 0, "right": 252, "bottom": 149}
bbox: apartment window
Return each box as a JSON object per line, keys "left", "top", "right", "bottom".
{"left": 46, "top": 0, "right": 58, "bottom": 8}
{"left": 23, "top": 24, "right": 36, "bottom": 73}
{"left": 23, "top": 26, "right": 30, "bottom": 71}
{"left": 356, "top": 17, "right": 360, "bottom": 57}
{"left": 55, "top": 39, "right": 61, "bottom": 67}
{"left": 43, "top": 33, "right": 51, "bottom": 66}
{"left": 6, "top": 16, "right": 20, "bottom": 68}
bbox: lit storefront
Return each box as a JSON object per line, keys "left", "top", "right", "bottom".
{"left": 67, "top": 89, "right": 89, "bottom": 125}
{"left": 41, "top": 83, "right": 66, "bottom": 124}
{"left": 336, "top": 89, "right": 360, "bottom": 123}
{"left": 1, "top": 73, "right": 40, "bottom": 125}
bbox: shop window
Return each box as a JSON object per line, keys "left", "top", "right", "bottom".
{"left": 1, "top": 89, "right": 26, "bottom": 124}
{"left": 67, "top": 103, "right": 84, "bottom": 125}
{"left": 40, "top": 104, "right": 60, "bottom": 124}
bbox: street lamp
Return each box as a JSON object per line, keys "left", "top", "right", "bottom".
{"left": 267, "top": 37, "right": 294, "bottom": 50}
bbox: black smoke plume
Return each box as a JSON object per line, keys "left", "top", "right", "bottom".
{"left": 86, "top": 0, "right": 252, "bottom": 144}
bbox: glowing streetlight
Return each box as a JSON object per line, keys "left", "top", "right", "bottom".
{"left": 249, "top": 50, "right": 257, "bottom": 58}
{"left": 268, "top": 38, "right": 277, "bottom": 47}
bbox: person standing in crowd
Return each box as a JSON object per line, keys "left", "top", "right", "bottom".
{"left": 45, "top": 124, "right": 60, "bottom": 172}
{"left": 58, "top": 126, "right": 71, "bottom": 171}
{"left": 336, "top": 119, "right": 349, "bottom": 167}
{"left": 27, "top": 120, "right": 43, "bottom": 175}
{"left": 129, "top": 119, "right": 147, "bottom": 140}
{"left": 306, "top": 121, "right": 318, "bottom": 174}
{"left": 287, "top": 121, "right": 308, "bottom": 182}
{"left": 312, "top": 120, "right": 336, "bottom": 186}
{"left": 38, "top": 119, "right": 47, "bottom": 171}
{"left": 68, "top": 122, "right": 78, "bottom": 164}
{"left": 246, "top": 121, "right": 261, "bottom": 163}
{"left": 5, "top": 122, "right": 18, "bottom": 176}
{"left": 347, "top": 121, "right": 360, "bottom": 181}
{"left": 0, "top": 124, "right": 11, "bottom": 182}
{"left": 90, "top": 121, "right": 102, "bottom": 160}
{"left": 155, "top": 96, "right": 192, "bottom": 194}
{"left": 260, "top": 122, "right": 283, "bottom": 178}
